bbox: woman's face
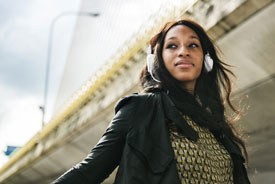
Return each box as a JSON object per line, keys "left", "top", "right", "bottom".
{"left": 162, "top": 25, "right": 203, "bottom": 92}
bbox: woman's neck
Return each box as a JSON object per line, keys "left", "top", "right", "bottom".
{"left": 180, "top": 81, "right": 196, "bottom": 95}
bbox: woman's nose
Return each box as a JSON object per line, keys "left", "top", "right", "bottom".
{"left": 178, "top": 46, "right": 189, "bottom": 56}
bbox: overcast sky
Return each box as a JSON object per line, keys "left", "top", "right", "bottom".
{"left": 0, "top": 0, "right": 81, "bottom": 165}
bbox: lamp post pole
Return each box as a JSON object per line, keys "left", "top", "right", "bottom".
{"left": 41, "top": 12, "right": 99, "bottom": 127}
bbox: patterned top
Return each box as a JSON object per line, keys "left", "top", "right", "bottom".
{"left": 168, "top": 115, "right": 233, "bottom": 184}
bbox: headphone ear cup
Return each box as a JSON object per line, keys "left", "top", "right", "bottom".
{"left": 146, "top": 45, "right": 160, "bottom": 82}
{"left": 204, "top": 53, "right": 213, "bottom": 72}
{"left": 147, "top": 54, "right": 155, "bottom": 73}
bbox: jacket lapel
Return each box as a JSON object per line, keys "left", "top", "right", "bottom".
{"left": 127, "top": 93, "right": 174, "bottom": 174}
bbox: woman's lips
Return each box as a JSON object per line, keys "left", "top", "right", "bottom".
{"left": 175, "top": 61, "right": 194, "bottom": 68}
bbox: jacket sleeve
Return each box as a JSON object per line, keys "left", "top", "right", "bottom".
{"left": 52, "top": 96, "right": 138, "bottom": 184}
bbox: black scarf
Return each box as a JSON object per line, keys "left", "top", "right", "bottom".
{"left": 167, "top": 86, "right": 224, "bottom": 134}
{"left": 162, "top": 89, "right": 250, "bottom": 184}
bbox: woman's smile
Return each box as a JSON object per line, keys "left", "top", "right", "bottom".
{"left": 175, "top": 59, "right": 194, "bottom": 68}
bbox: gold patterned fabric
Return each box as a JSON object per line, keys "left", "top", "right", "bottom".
{"left": 168, "top": 116, "right": 233, "bottom": 184}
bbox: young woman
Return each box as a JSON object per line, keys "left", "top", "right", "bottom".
{"left": 53, "top": 19, "right": 250, "bottom": 184}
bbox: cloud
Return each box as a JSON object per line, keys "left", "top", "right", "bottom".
{"left": 0, "top": 0, "right": 81, "bottom": 101}
{"left": 0, "top": 1, "right": 33, "bottom": 24}
{"left": 0, "top": 95, "right": 42, "bottom": 146}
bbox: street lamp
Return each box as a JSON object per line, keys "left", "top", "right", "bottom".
{"left": 41, "top": 11, "right": 99, "bottom": 127}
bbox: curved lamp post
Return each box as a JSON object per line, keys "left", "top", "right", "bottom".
{"left": 41, "top": 12, "right": 100, "bottom": 127}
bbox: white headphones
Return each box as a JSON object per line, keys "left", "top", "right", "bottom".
{"left": 146, "top": 45, "right": 214, "bottom": 82}
{"left": 146, "top": 45, "right": 161, "bottom": 82}
{"left": 203, "top": 52, "right": 214, "bottom": 73}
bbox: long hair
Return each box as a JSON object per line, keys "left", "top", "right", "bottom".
{"left": 139, "top": 19, "right": 247, "bottom": 160}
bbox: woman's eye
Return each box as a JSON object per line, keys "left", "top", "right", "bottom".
{"left": 189, "top": 43, "right": 199, "bottom": 48}
{"left": 166, "top": 44, "right": 177, "bottom": 49}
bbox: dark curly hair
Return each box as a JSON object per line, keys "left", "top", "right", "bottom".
{"left": 139, "top": 19, "right": 247, "bottom": 161}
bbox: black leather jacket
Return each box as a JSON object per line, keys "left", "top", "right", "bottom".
{"left": 53, "top": 92, "right": 250, "bottom": 184}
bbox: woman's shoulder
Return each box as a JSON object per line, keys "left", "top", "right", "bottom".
{"left": 114, "top": 92, "right": 162, "bottom": 113}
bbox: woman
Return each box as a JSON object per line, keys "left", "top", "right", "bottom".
{"left": 53, "top": 19, "right": 250, "bottom": 184}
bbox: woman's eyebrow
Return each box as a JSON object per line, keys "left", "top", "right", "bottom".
{"left": 167, "top": 36, "right": 177, "bottom": 41}
{"left": 166, "top": 35, "right": 199, "bottom": 41}
{"left": 190, "top": 35, "right": 199, "bottom": 40}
